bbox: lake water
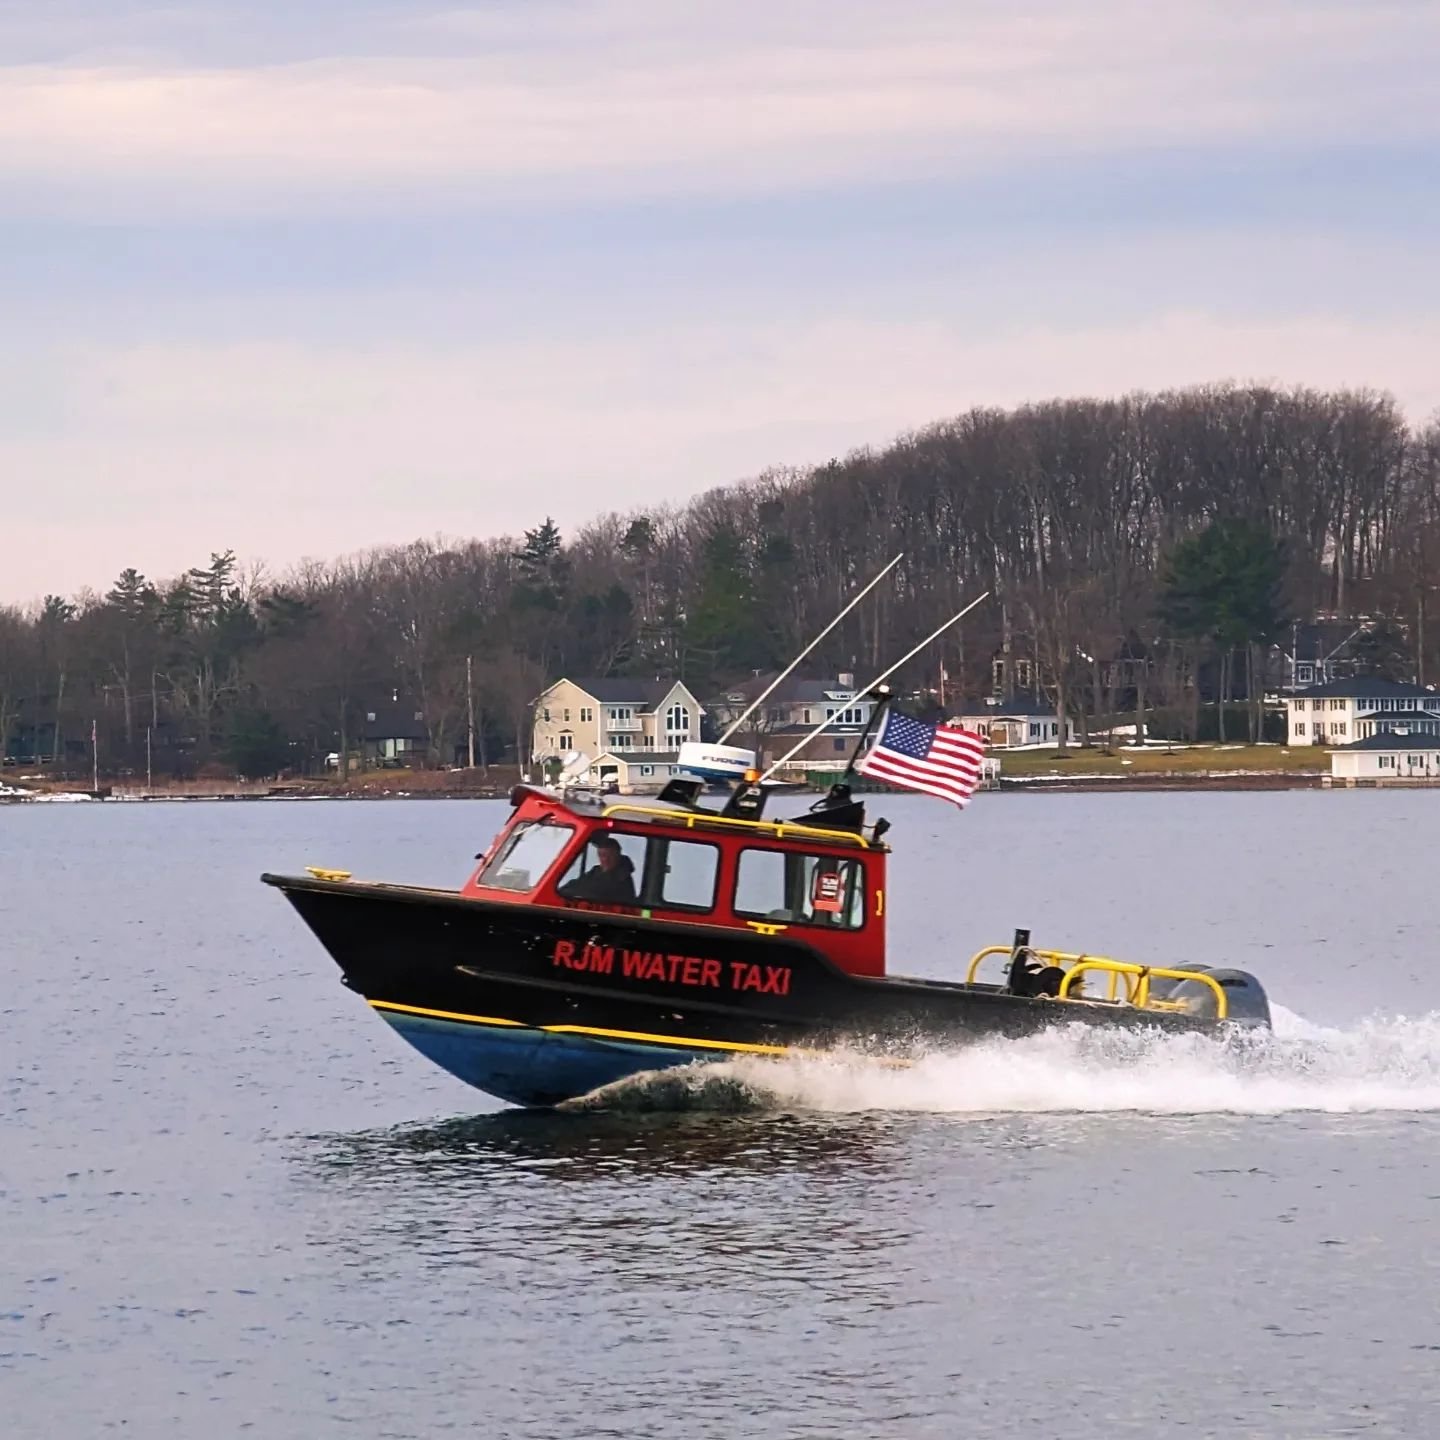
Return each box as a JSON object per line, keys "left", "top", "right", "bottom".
{"left": 3, "top": 792, "right": 1439, "bottom": 1437}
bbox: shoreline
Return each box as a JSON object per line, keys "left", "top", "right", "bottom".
{"left": 3, "top": 773, "right": 1332, "bottom": 802}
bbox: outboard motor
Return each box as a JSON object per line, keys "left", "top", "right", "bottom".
{"left": 1166, "top": 968, "right": 1272, "bottom": 1028}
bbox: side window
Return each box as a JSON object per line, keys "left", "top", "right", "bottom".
{"left": 734, "top": 849, "right": 866, "bottom": 929}
{"left": 655, "top": 838, "right": 719, "bottom": 911}
{"left": 556, "top": 831, "right": 647, "bottom": 907}
{"left": 554, "top": 832, "right": 717, "bottom": 912}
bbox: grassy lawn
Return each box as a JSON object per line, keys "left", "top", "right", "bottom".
{"left": 999, "top": 743, "right": 1331, "bottom": 778}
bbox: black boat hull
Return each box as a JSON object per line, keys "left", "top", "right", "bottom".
{"left": 263, "top": 874, "right": 1252, "bottom": 1108}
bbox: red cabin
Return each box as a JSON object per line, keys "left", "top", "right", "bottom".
{"left": 462, "top": 784, "right": 889, "bottom": 977}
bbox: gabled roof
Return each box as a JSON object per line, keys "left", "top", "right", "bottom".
{"left": 1294, "top": 677, "right": 1432, "bottom": 699}
{"left": 1285, "top": 619, "right": 1386, "bottom": 662}
{"left": 543, "top": 677, "right": 700, "bottom": 709}
{"left": 360, "top": 695, "right": 428, "bottom": 741}
{"left": 1336, "top": 732, "right": 1440, "bottom": 751}
{"left": 708, "top": 673, "right": 862, "bottom": 707}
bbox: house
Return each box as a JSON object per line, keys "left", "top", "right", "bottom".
{"left": 1329, "top": 731, "right": 1440, "bottom": 785}
{"left": 1285, "top": 678, "right": 1440, "bottom": 746}
{"left": 753, "top": 725, "right": 875, "bottom": 774}
{"left": 704, "top": 673, "right": 883, "bottom": 775}
{"left": 1272, "top": 617, "right": 1409, "bottom": 693}
{"left": 948, "top": 697, "right": 1078, "bottom": 748}
{"left": 706, "top": 672, "right": 878, "bottom": 739}
{"left": 531, "top": 677, "right": 704, "bottom": 769}
{"left": 575, "top": 750, "right": 686, "bottom": 793}
{"left": 359, "top": 689, "right": 429, "bottom": 766}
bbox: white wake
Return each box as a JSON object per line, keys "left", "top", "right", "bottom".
{"left": 566, "top": 1008, "right": 1440, "bottom": 1116}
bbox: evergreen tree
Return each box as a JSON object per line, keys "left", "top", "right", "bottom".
{"left": 1159, "top": 518, "right": 1289, "bottom": 740}
{"left": 224, "top": 707, "right": 291, "bottom": 779}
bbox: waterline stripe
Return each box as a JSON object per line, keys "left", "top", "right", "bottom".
{"left": 369, "top": 1000, "right": 526, "bottom": 1028}
{"left": 367, "top": 999, "right": 788, "bottom": 1056}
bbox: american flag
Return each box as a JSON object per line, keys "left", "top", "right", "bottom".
{"left": 856, "top": 709, "right": 987, "bottom": 808}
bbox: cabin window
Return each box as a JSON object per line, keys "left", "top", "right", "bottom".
{"left": 556, "top": 830, "right": 647, "bottom": 908}
{"left": 656, "top": 838, "right": 719, "bottom": 910}
{"left": 733, "top": 849, "right": 866, "bottom": 930}
{"left": 476, "top": 820, "right": 575, "bottom": 892}
{"left": 555, "top": 832, "right": 718, "bottom": 913}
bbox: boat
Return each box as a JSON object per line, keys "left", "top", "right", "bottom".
{"left": 262, "top": 771, "right": 1273, "bottom": 1109}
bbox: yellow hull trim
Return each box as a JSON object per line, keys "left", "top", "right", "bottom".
{"left": 367, "top": 999, "right": 791, "bottom": 1057}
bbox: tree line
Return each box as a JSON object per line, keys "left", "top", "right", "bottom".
{"left": 4, "top": 382, "right": 1439, "bottom": 779}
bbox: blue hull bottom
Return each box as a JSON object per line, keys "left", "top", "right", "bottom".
{"left": 378, "top": 1010, "right": 715, "bottom": 1108}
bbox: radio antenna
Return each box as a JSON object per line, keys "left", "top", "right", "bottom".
{"left": 758, "top": 591, "right": 990, "bottom": 781}
{"left": 717, "top": 553, "right": 903, "bottom": 745}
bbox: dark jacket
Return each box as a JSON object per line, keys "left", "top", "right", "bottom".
{"left": 558, "top": 855, "right": 637, "bottom": 906}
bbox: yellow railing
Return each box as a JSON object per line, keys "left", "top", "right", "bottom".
{"left": 599, "top": 803, "right": 873, "bottom": 848}
{"left": 965, "top": 946, "right": 1229, "bottom": 1019}
{"left": 966, "top": 945, "right": 1102, "bottom": 987}
{"left": 1059, "top": 960, "right": 1227, "bottom": 1019}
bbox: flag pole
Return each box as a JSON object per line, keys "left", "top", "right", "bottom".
{"left": 758, "top": 591, "right": 990, "bottom": 781}
{"left": 717, "top": 553, "right": 904, "bottom": 745}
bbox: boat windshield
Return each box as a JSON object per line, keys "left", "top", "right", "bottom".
{"left": 476, "top": 819, "right": 575, "bottom": 892}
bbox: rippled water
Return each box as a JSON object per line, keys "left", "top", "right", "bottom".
{"left": 4, "top": 793, "right": 1440, "bottom": 1437}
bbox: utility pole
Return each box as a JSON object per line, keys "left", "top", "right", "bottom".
{"left": 91, "top": 719, "right": 98, "bottom": 793}
{"left": 466, "top": 655, "right": 476, "bottom": 769}
{"left": 146, "top": 726, "right": 153, "bottom": 793}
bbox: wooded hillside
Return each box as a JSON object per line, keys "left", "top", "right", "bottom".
{"left": 4, "top": 382, "right": 1437, "bottom": 778}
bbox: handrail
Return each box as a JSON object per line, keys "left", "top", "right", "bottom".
{"left": 1059, "top": 960, "right": 1228, "bottom": 1020}
{"left": 599, "top": 803, "right": 873, "bottom": 849}
{"left": 965, "top": 945, "right": 1229, "bottom": 1019}
{"left": 965, "top": 945, "right": 1125, "bottom": 990}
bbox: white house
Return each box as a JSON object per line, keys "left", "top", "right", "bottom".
{"left": 1286, "top": 678, "right": 1440, "bottom": 746}
{"left": 704, "top": 673, "right": 881, "bottom": 774}
{"left": 706, "top": 673, "right": 877, "bottom": 737}
{"left": 1329, "top": 731, "right": 1440, "bottom": 784}
{"left": 531, "top": 677, "right": 705, "bottom": 770}
{"left": 948, "top": 697, "right": 1078, "bottom": 748}
{"left": 577, "top": 751, "right": 686, "bottom": 793}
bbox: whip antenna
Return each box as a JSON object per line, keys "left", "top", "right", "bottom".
{"left": 758, "top": 591, "right": 990, "bottom": 781}
{"left": 717, "top": 552, "right": 904, "bottom": 746}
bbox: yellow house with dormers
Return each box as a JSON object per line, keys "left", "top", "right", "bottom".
{"left": 530, "top": 677, "right": 705, "bottom": 770}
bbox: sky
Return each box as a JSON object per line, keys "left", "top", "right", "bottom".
{"left": 3, "top": 0, "right": 1438, "bottom": 603}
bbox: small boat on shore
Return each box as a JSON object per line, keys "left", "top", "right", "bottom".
{"left": 262, "top": 771, "right": 1272, "bottom": 1109}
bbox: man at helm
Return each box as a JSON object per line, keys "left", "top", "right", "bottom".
{"left": 557, "top": 835, "right": 638, "bottom": 906}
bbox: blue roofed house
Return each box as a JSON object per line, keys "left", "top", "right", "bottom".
{"left": 1285, "top": 677, "right": 1440, "bottom": 747}
{"left": 1329, "top": 730, "right": 1440, "bottom": 784}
